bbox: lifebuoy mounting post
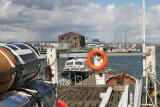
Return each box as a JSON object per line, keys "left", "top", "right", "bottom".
{"left": 87, "top": 49, "right": 108, "bottom": 71}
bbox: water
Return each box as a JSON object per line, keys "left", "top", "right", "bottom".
{"left": 107, "top": 56, "right": 143, "bottom": 79}
{"left": 108, "top": 47, "right": 160, "bottom": 81}
{"left": 40, "top": 47, "right": 160, "bottom": 82}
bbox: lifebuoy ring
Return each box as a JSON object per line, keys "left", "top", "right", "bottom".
{"left": 87, "top": 49, "right": 107, "bottom": 71}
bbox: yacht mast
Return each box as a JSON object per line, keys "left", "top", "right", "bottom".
{"left": 142, "top": 0, "right": 146, "bottom": 53}
{"left": 142, "top": 0, "right": 148, "bottom": 104}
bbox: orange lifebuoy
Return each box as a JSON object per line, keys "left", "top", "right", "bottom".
{"left": 87, "top": 49, "right": 107, "bottom": 71}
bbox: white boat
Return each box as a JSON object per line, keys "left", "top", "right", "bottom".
{"left": 63, "top": 58, "right": 89, "bottom": 72}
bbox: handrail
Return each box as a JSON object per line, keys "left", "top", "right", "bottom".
{"left": 59, "top": 52, "right": 149, "bottom": 58}
{"left": 99, "top": 87, "right": 113, "bottom": 107}
{"left": 134, "top": 79, "right": 142, "bottom": 107}
{"left": 118, "top": 85, "right": 129, "bottom": 107}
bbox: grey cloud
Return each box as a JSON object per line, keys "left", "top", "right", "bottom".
{"left": 11, "top": 0, "right": 89, "bottom": 10}
{"left": 12, "top": 0, "right": 55, "bottom": 10}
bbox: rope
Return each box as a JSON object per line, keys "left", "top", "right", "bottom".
{"left": 155, "top": 79, "right": 160, "bottom": 85}
{"left": 144, "top": 87, "right": 155, "bottom": 107}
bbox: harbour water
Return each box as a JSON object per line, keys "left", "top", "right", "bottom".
{"left": 40, "top": 47, "right": 160, "bottom": 82}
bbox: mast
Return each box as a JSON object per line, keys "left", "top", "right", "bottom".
{"left": 124, "top": 32, "right": 127, "bottom": 49}
{"left": 142, "top": 0, "right": 146, "bottom": 54}
{"left": 142, "top": 0, "right": 148, "bottom": 104}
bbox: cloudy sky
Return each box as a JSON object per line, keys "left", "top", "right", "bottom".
{"left": 0, "top": 0, "right": 160, "bottom": 43}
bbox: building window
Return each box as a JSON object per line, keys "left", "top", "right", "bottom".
{"left": 67, "top": 37, "right": 70, "bottom": 43}
{"left": 74, "top": 37, "right": 77, "bottom": 40}
{"left": 61, "top": 37, "right": 64, "bottom": 40}
{"left": 75, "top": 43, "right": 77, "bottom": 46}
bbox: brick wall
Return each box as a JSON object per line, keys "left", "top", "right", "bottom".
{"left": 58, "top": 32, "right": 85, "bottom": 49}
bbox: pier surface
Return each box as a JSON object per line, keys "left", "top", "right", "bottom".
{"left": 57, "top": 86, "right": 156, "bottom": 107}
{"left": 57, "top": 86, "right": 122, "bottom": 107}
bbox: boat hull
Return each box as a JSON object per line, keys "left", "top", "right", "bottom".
{"left": 106, "top": 74, "right": 136, "bottom": 86}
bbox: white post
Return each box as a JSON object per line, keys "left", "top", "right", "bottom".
{"left": 94, "top": 46, "right": 106, "bottom": 85}
{"left": 153, "top": 46, "right": 157, "bottom": 107}
{"left": 146, "top": 46, "right": 157, "bottom": 106}
{"left": 47, "top": 48, "right": 59, "bottom": 85}
{"left": 142, "top": 0, "right": 148, "bottom": 104}
{"left": 138, "top": 80, "right": 143, "bottom": 107}
{"left": 134, "top": 79, "right": 139, "bottom": 106}
{"left": 129, "top": 93, "right": 133, "bottom": 106}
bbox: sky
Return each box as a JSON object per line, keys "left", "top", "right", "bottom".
{"left": 92, "top": 0, "right": 160, "bottom": 9}
{"left": 0, "top": 0, "right": 160, "bottom": 43}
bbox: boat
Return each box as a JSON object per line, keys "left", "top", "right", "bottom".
{"left": 110, "top": 47, "right": 129, "bottom": 53}
{"left": 106, "top": 71, "right": 136, "bottom": 86}
{"left": 61, "top": 58, "right": 91, "bottom": 84}
{"left": 63, "top": 58, "right": 89, "bottom": 72}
